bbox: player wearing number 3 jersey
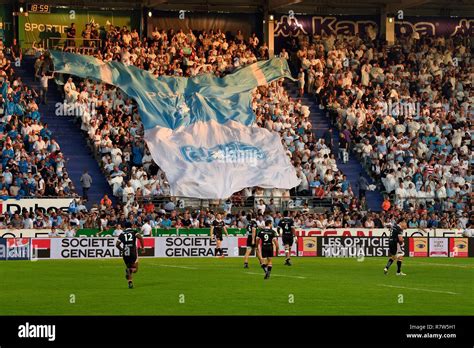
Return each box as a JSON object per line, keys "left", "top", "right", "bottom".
{"left": 116, "top": 228, "right": 145, "bottom": 288}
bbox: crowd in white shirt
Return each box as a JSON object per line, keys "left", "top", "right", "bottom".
{"left": 291, "top": 31, "right": 472, "bottom": 213}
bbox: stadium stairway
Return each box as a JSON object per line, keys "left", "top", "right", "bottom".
{"left": 14, "top": 56, "right": 115, "bottom": 207}
{"left": 284, "top": 80, "right": 383, "bottom": 211}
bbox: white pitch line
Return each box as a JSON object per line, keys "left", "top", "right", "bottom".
{"left": 409, "top": 261, "right": 474, "bottom": 269}
{"left": 245, "top": 272, "right": 306, "bottom": 279}
{"left": 378, "top": 284, "right": 459, "bottom": 295}
{"left": 155, "top": 264, "right": 198, "bottom": 270}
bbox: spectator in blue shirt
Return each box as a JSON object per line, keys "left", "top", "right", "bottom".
{"left": 39, "top": 124, "right": 52, "bottom": 140}
{"left": 161, "top": 215, "right": 172, "bottom": 229}
{"left": 18, "top": 157, "right": 28, "bottom": 173}
{"left": 341, "top": 175, "right": 350, "bottom": 192}
{"left": 2, "top": 167, "right": 13, "bottom": 185}
{"left": 2, "top": 144, "right": 14, "bottom": 167}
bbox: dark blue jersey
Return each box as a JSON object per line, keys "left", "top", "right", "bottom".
{"left": 389, "top": 224, "right": 403, "bottom": 243}
{"left": 246, "top": 220, "right": 258, "bottom": 236}
{"left": 278, "top": 217, "right": 294, "bottom": 236}
{"left": 118, "top": 229, "right": 138, "bottom": 256}
{"left": 258, "top": 228, "right": 277, "bottom": 247}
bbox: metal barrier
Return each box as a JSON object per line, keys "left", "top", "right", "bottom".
{"left": 47, "top": 37, "right": 102, "bottom": 54}
{"left": 392, "top": 195, "right": 466, "bottom": 211}
{"left": 138, "top": 195, "right": 333, "bottom": 213}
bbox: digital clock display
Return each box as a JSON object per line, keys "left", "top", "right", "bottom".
{"left": 27, "top": 4, "right": 51, "bottom": 13}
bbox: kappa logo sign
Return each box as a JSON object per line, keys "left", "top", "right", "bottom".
{"left": 18, "top": 322, "right": 56, "bottom": 341}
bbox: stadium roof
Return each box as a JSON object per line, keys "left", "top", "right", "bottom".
{"left": 5, "top": 0, "right": 474, "bottom": 15}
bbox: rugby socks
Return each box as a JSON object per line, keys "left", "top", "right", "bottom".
{"left": 397, "top": 260, "right": 402, "bottom": 273}
{"left": 267, "top": 265, "right": 273, "bottom": 275}
{"left": 385, "top": 258, "right": 394, "bottom": 269}
{"left": 215, "top": 247, "right": 218, "bottom": 256}
{"left": 261, "top": 263, "right": 267, "bottom": 273}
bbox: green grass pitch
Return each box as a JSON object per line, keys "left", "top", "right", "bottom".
{"left": 1, "top": 257, "right": 473, "bottom": 315}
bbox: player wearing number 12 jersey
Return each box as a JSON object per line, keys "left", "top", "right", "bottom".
{"left": 116, "top": 228, "right": 144, "bottom": 288}
{"left": 278, "top": 210, "right": 295, "bottom": 266}
{"left": 256, "top": 220, "right": 279, "bottom": 279}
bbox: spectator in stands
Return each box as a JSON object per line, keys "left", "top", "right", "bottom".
{"left": 140, "top": 219, "right": 152, "bottom": 237}
{"left": 100, "top": 194, "right": 112, "bottom": 210}
{"left": 66, "top": 23, "right": 76, "bottom": 49}
{"left": 358, "top": 173, "right": 369, "bottom": 200}
{"left": 39, "top": 72, "right": 54, "bottom": 104}
{"left": 80, "top": 169, "right": 92, "bottom": 201}
{"left": 297, "top": 68, "right": 305, "bottom": 96}
{"left": 10, "top": 38, "right": 22, "bottom": 63}
{"left": 381, "top": 196, "right": 391, "bottom": 212}
{"left": 48, "top": 226, "right": 60, "bottom": 237}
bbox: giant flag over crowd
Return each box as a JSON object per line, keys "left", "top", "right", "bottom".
{"left": 50, "top": 51, "right": 300, "bottom": 198}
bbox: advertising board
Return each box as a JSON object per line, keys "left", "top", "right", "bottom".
{"left": 409, "top": 237, "right": 428, "bottom": 257}
{"left": 319, "top": 237, "right": 397, "bottom": 258}
{"left": 0, "top": 198, "right": 74, "bottom": 215}
{"left": 155, "top": 236, "right": 239, "bottom": 257}
{"left": 429, "top": 238, "right": 449, "bottom": 257}
{"left": 449, "top": 238, "right": 469, "bottom": 258}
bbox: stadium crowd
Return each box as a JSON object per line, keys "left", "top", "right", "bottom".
{"left": 253, "top": 81, "right": 353, "bottom": 200}
{"left": 0, "top": 42, "right": 77, "bottom": 198}
{"left": 0, "top": 22, "right": 471, "bottom": 234}
{"left": 288, "top": 31, "right": 472, "bottom": 213}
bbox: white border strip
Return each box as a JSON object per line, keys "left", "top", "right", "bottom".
{"left": 409, "top": 261, "right": 474, "bottom": 269}
{"left": 378, "top": 284, "right": 459, "bottom": 295}
{"left": 245, "top": 271, "right": 306, "bottom": 279}
{"left": 154, "top": 264, "right": 198, "bottom": 270}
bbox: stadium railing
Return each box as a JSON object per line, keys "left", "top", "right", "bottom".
{"left": 47, "top": 37, "right": 102, "bottom": 54}
{"left": 392, "top": 195, "right": 465, "bottom": 211}
{"left": 79, "top": 227, "right": 245, "bottom": 237}
{"left": 138, "top": 195, "right": 333, "bottom": 213}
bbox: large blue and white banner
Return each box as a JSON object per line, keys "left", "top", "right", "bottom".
{"left": 50, "top": 51, "right": 300, "bottom": 198}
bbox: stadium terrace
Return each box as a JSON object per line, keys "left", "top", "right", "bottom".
{"left": 0, "top": 0, "right": 472, "bottom": 344}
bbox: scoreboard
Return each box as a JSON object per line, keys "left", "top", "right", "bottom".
{"left": 27, "top": 4, "right": 52, "bottom": 13}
